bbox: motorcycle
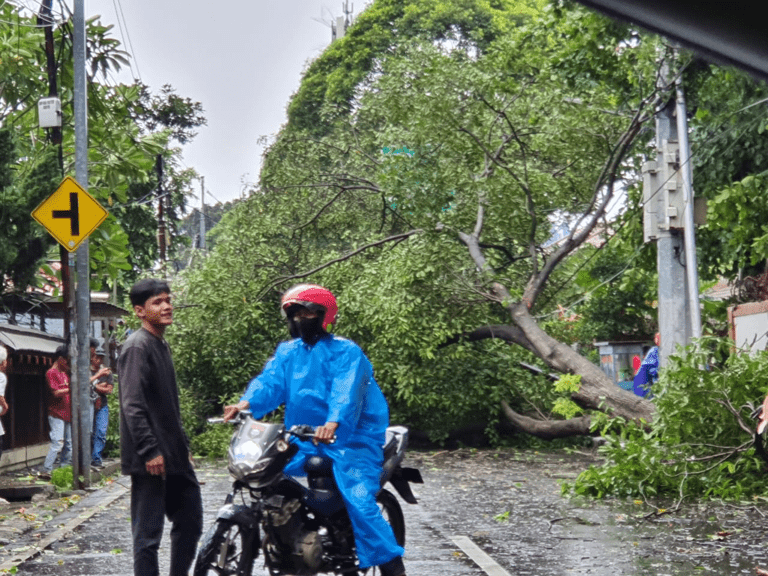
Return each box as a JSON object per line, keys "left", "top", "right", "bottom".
{"left": 193, "top": 411, "right": 423, "bottom": 576}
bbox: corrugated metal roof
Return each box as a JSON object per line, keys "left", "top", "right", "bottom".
{"left": 0, "top": 324, "right": 64, "bottom": 354}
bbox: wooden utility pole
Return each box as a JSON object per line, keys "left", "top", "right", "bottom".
{"left": 38, "top": 0, "right": 72, "bottom": 343}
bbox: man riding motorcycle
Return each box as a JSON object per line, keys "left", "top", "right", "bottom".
{"left": 223, "top": 284, "right": 406, "bottom": 576}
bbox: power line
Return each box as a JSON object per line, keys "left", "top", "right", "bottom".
{"left": 0, "top": 3, "right": 65, "bottom": 26}
{"left": 535, "top": 242, "right": 648, "bottom": 320}
{"left": 111, "top": 0, "right": 141, "bottom": 81}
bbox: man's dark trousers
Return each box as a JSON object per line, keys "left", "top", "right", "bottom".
{"left": 131, "top": 473, "right": 203, "bottom": 576}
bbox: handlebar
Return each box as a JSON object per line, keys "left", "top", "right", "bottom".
{"left": 289, "top": 424, "right": 336, "bottom": 444}
{"left": 206, "top": 415, "right": 336, "bottom": 443}
{"left": 207, "top": 410, "right": 251, "bottom": 425}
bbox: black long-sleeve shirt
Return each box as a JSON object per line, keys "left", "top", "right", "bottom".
{"left": 117, "top": 328, "right": 193, "bottom": 476}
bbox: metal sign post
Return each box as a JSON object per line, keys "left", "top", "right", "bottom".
{"left": 73, "top": 0, "right": 90, "bottom": 489}
{"left": 30, "top": 0, "right": 103, "bottom": 488}
{"left": 31, "top": 0, "right": 91, "bottom": 488}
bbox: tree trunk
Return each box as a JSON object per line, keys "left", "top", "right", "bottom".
{"left": 444, "top": 313, "right": 656, "bottom": 425}
{"left": 500, "top": 401, "right": 592, "bottom": 439}
{"left": 508, "top": 301, "right": 655, "bottom": 422}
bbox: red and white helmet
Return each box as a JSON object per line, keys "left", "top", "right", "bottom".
{"left": 280, "top": 284, "right": 338, "bottom": 330}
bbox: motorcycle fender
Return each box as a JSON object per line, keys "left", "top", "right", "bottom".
{"left": 216, "top": 503, "right": 258, "bottom": 531}
{"left": 388, "top": 467, "right": 423, "bottom": 505}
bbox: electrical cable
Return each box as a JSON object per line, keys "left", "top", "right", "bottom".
{"left": 3, "top": 0, "right": 65, "bottom": 25}
{"left": 0, "top": 14, "right": 64, "bottom": 26}
{"left": 201, "top": 187, "right": 224, "bottom": 205}
{"left": 111, "top": 0, "right": 141, "bottom": 81}
{"left": 189, "top": 206, "right": 222, "bottom": 226}
{"left": 4, "top": 9, "right": 767, "bottom": 278}
{"left": 535, "top": 242, "right": 648, "bottom": 320}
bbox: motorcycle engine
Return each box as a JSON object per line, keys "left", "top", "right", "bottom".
{"left": 265, "top": 498, "right": 325, "bottom": 573}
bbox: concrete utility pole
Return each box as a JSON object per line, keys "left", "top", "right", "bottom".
{"left": 156, "top": 155, "right": 166, "bottom": 264}
{"left": 642, "top": 56, "right": 702, "bottom": 366}
{"left": 199, "top": 176, "right": 206, "bottom": 250}
{"left": 675, "top": 76, "right": 703, "bottom": 340}
{"left": 72, "top": 0, "right": 91, "bottom": 488}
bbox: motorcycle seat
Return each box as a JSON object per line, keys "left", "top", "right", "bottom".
{"left": 304, "top": 455, "right": 334, "bottom": 476}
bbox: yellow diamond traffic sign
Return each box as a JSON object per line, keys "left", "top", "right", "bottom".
{"left": 32, "top": 176, "right": 108, "bottom": 252}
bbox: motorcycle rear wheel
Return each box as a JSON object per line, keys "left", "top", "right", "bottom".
{"left": 194, "top": 519, "right": 256, "bottom": 576}
{"left": 377, "top": 489, "right": 406, "bottom": 547}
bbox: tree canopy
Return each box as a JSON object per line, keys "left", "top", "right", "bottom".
{"left": 170, "top": 1, "right": 672, "bottom": 443}
{"left": 171, "top": 0, "right": 768, "bottom": 459}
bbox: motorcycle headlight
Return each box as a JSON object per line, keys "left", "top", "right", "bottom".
{"left": 277, "top": 439, "right": 290, "bottom": 452}
{"left": 232, "top": 440, "right": 263, "bottom": 462}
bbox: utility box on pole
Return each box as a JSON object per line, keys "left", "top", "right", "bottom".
{"left": 38, "top": 97, "right": 62, "bottom": 128}
{"left": 642, "top": 160, "right": 659, "bottom": 242}
{"left": 335, "top": 16, "right": 346, "bottom": 38}
{"left": 643, "top": 139, "right": 686, "bottom": 241}
{"left": 660, "top": 140, "right": 686, "bottom": 230}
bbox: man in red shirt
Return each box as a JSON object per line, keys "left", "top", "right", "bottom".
{"left": 40, "top": 344, "right": 72, "bottom": 479}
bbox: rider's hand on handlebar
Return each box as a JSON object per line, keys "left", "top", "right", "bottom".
{"left": 223, "top": 400, "right": 249, "bottom": 422}
{"left": 314, "top": 421, "right": 339, "bottom": 444}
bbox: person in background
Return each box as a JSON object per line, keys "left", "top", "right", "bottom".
{"left": 41, "top": 344, "right": 72, "bottom": 479}
{"left": 0, "top": 345, "right": 9, "bottom": 462}
{"left": 633, "top": 332, "right": 660, "bottom": 398}
{"left": 90, "top": 342, "right": 113, "bottom": 468}
{"left": 87, "top": 338, "right": 100, "bottom": 442}
{"left": 118, "top": 278, "right": 203, "bottom": 576}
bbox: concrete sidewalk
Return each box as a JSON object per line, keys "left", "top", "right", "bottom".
{"left": 0, "top": 459, "right": 126, "bottom": 570}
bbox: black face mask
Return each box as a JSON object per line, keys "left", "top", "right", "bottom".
{"left": 289, "top": 316, "right": 326, "bottom": 346}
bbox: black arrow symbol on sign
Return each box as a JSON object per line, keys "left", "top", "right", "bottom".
{"left": 52, "top": 192, "right": 79, "bottom": 236}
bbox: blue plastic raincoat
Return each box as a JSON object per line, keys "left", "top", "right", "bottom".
{"left": 239, "top": 334, "right": 404, "bottom": 569}
{"left": 632, "top": 346, "right": 659, "bottom": 398}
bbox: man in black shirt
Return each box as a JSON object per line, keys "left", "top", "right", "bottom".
{"left": 118, "top": 278, "right": 202, "bottom": 576}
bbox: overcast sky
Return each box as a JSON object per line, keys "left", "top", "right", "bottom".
{"left": 85, "top": 0, "right": 355, "bottom": 205}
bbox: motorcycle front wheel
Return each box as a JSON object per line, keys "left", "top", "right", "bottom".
{"left": 377, "top": 488, "right": 406, "bottom": 547}
{"left": 193, "top": 519, "right": 257, "bottom": 576}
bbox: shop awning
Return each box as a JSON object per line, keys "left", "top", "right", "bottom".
{"left": 0, "top": 324, "right": 65, "bottom": 354}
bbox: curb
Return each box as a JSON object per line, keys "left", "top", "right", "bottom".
{"left": 0, "top": 473, "right": 130, "bottom": 571}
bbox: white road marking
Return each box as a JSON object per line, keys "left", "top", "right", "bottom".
{"left": 452, "top": 535, "right": 512, "bottom": 576}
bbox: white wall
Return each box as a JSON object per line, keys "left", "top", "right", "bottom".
{"left": 730, "top": 302, "right": 768, "bottom": 354}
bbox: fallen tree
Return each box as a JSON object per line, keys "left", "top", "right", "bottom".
{"left": 176, "top": 3, "right": 676, "bottom": 443}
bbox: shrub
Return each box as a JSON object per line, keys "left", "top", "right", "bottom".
{"left": 566, "top": 336, "right": 768, "bottom": 501}
{"left": 51, "top": 465, "right": 74, "bottom": 490}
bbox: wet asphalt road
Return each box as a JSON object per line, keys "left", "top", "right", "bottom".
{"left": 9, "top": 459, "right": 481, "bottom": 576}
{"left": 9, "top": 449, "right": 768, "bottom": 575}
